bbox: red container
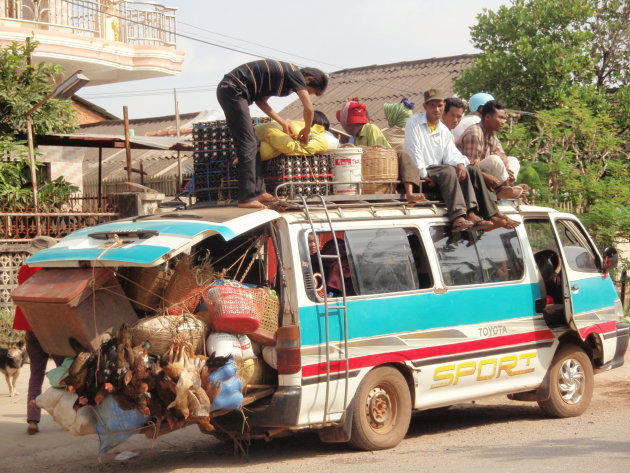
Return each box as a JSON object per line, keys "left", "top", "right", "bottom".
{"left": 202, "top": 284, "right": 262, "bottom": 334}
{"left": 12, "top": 268, "right": 137, "bottom": 356}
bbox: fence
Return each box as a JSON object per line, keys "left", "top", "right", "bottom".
{"left": 1, "top": 0, "right": 177, "bottom": 47}
{"left": 83, "top": 173, "right": 191, "bottom": 198}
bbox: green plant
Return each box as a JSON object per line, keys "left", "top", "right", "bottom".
{"left": 0, "top": 309, "right": 24, "bottom": 345}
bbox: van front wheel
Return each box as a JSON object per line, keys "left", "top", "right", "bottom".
{"left": 538, "top": 344, "right": 593, "bottom": 418}
{"left": 349, "top": 366, "right": 411, "bottom": 451}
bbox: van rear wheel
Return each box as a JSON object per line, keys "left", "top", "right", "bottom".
{"left": 349, "top": 366, "right": 411, "bottom": 451}
{"left": 538, "top": 344, "right": 593, "bottom": 418}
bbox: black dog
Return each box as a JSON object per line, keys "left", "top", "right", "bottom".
{"left": 0, "top": 341, "right": 26, "bottom": 397}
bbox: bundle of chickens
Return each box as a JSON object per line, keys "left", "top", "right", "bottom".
{"left": 58, "top": 323, "right": 242, "bottom": 434}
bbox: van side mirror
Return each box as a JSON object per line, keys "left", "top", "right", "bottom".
{"left": 603, "top": 247, "right": 619, "bottom": 271}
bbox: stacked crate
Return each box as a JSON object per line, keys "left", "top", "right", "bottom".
{"left": 263, "top": 154, "right": 333, "bottom": 199}
{"left": 192, "top": 121, "right": 238, "bottom": 202}
{"left": 193, "top": 119, "right": 332, "bottom": 202}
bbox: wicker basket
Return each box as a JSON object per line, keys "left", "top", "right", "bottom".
{"left": 164, "top": 255, "right": 217, "bottom": 315}
{"left": 259, "top": 288, "right": 280, "bottom": 334}
{"left": 130, "top": 314, "right": 207, "bottom": 356}
{"left": 121, "top": 267, "right": 171, "bottom": 312}
{"left": 360, "top": 146, "right": 398, "bottom": 194}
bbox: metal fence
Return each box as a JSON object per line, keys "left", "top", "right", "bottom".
{"left": 83, "top": 174, "right": 191, "bottom": 198}
{"left": 1, "top": 0, "right": 177, "bottom": 46}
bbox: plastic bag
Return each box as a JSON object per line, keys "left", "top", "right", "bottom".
{"left": 95, "top": 396, "right": 149, "bottom": 455}
{"left": 211, "top": 375, "right": 243, "bottom": 412}
{"left": 45, "top": 357, "right": 74, "bottom": 388}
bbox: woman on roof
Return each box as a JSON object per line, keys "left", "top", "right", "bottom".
{"left": 336, "top": 98, "right": 391, "bottom": 148}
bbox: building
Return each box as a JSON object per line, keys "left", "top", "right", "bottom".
{"left": 281, "top": 55, "right": 476, "bottom": 130}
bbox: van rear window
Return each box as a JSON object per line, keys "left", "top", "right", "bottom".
{"left": 430, "top": 226, "right": 524, "bottom": 286}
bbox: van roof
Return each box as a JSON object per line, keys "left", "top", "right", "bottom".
{"left": 26, "top": 201, "right": 559, "bottom": 268}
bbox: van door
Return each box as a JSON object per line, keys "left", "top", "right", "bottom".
{"left": 548, "top": 215, "right": 617, "bottom": 340}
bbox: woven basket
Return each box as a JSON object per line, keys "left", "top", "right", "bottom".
{"left": 360, "top": 146, "right": 398, "bottom": 194}
{"left": 130, "top": 314, "right": 207, "bottom": 356}
{"left": 164, "top": 255, "right": 217, "bottom": 315}
{"left": 259, "top": 288, "right": 280, "bottom": 334}
{"left": 203, "top": 282, "right": 263, "bottom": 334}
{"left": 122, "top": 267, "right": 171, "bottom": 312}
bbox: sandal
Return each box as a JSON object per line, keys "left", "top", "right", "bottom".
{"left": 468, "top": 219, "right": 495, "bottom": 232}
{"left": 257, "top": 192, "right": 277, "bottom": 203}
{"left": 496, "top": 186, "right": 523, "bottom": 200}
{"left": 406, "top": 193, "right": 426, "bottom": 203}
{"left": 490, "top": 214, "right": 521, "bottom": 229}
{"left": 451, "top": 218, "right": 473, "bottom": 233}
{"left": 27, "top": 421, "right": 39, "bottom": 435}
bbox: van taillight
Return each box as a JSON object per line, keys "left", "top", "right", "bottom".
{"left": 275, "top": 325, "right": 301, "bottom": 375}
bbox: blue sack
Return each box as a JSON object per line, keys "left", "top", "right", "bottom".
{"left": 211, "top": 376, "right": 243, "bottom": 412}
{"left": 95, "top": 396, "right": 150, "bottom": 455}
{"left": 209, "top": 357, "right": 237, "bottom": 383}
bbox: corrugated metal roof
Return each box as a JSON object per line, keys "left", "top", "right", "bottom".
{"left": 281, "top": 55, "right": 476, "bottom": 129}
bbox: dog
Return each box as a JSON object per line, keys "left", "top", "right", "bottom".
{"left": 0, "top": 341, "right": 26, "bottom": 397}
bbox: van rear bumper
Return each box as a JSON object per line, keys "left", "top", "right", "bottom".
{"left": 245, "top": 386, "right": 302, "bottom": 427}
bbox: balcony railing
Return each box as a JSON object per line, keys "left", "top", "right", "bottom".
{"left": 1, "top": 0, "right": 177, "bottom": 47}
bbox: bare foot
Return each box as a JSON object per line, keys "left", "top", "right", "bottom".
{"left": 238, "top": 201, "right": 267, "bottom": 209}
{"left": 490, "top": 213, "right": 521, "bottom": 229}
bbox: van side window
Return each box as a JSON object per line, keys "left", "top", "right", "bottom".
{"left": 345, "top": 228, "right": 421, "bottom": 295}
{"left": 556, "top": 220, "right": 599, "bottom": 272}
{"left": 430, "top": 226, "right": 524, "bottom": 286}
{"left": 304, "top": 227, "right": 431, "bottom": 299}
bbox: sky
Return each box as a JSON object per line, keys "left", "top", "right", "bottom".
{"left": 80, "top": 0, "right": 511, "bottom": 120}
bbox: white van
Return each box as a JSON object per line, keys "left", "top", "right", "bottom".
{"left": 24, "top": 197, "right": 628, "bottom": 450}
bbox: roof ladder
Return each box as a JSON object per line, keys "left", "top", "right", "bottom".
{"left": 298, "top": 194, "right": 351, "bottom": 427}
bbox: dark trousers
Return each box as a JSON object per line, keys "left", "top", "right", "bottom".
{"left": 426, "top": 165, "right": 477, "bottom": 220}
{"left": 216, "top": 80, "right": 265, "bottom": 203}
{"left": 467, "top": 165, "right": 499, "bottom": 219}
{"left": 25, "top": 331, "right": 64, "bottom": 423}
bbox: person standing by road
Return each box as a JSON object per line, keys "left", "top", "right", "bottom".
{"left": 217, "top": 60, "right": 329, "bottom": 209}
{"left": 12, "top": 236, "right": 65, "bottom": 435}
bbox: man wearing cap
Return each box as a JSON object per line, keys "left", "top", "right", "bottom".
{"left": 336, "top": 98, "right": 391, "bottom": 148}
{"left": 404, "top": 89, "right": 491, "bottom": 232}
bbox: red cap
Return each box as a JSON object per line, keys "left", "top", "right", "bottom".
{"left": 337, "top": 102, "right": 369, "bottom": 126}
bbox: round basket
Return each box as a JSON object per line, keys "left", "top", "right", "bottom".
{"left": 130, "top": 314, "right": 207, "bottom": 356}
{"left": 360, "top": 146, "right": 398, "bottom": 194}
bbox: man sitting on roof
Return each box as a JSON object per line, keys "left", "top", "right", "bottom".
{"left": 451, "top": 92, "right": 494, "bottom": 142}
{"left": 336, "top": 98, "right": 391, "bottom": 148}
{"left": 404, "top": 88, "right": 492, "bottom": 232}
{"left": 457, "top": 100, "right": 525, "bottom": 200}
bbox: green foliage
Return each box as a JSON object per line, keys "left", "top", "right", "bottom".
{"left": 39, "top": 177, "right": 80, "bottom": 211}
{"left": 0, "top": 310, "right": 24, "bottom": 345}
{"left": 0, "top": 37, "right": 78, "bottom": 143}
{"left": 455, "top": 0, "right": 628, "bottom": 113}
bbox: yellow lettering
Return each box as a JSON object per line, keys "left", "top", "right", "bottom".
{"left": 432, "top": 364, "right": 455, "bottom": 389}
{"left": 454, "top": 361, "right": 477, "bottom": 384}
{"left": 477, "top": 358, "right": 497, "bottom": 381}
{"left": 509, "top": 352, "right": 537, "bottom": 375}
{"left": 497, "top": 355, "right": 518, "bottom": 376}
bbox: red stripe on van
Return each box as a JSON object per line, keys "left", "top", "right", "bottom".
{"left": 578, "top": 321, "right": 617, "bottom": 339}
{"left": 301, "top": 329, "right": 555, "bottom": 378}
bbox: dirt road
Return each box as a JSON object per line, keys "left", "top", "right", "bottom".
{"left": 1, "top": 350, "right": 629, "bottom": 473}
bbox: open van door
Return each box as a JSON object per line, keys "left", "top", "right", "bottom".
{"left": 548, "top": 214, "right": 618, "bottom": 340}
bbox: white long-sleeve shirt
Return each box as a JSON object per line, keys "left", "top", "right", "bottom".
{"left": 404, "top": 113, "right": 469, "bottom": 178}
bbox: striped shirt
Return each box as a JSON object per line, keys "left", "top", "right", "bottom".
{"left": 224, "top": 60, "right": 306, "bottom": 104}
{"left": 456, "top": 122, "right": 505, "bottom": 163}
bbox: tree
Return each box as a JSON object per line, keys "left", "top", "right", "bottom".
{"left": 0, "top": 37, "right": 78, "bottom": 143}
{"left": 454, "top": 0, "right": 628, "bottom": 112}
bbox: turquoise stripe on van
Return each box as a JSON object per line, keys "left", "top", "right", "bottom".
{"left": 27, "top": 245, "right": 169, "bottom": 265}
{"left": 299, "top": 283, "right": 541, "bottom": 346}
{"left": 66, "top": 220, "right": 236, "bottom": 239}
{"left": 571, "top": 276, "right": 618, "bottom": 313}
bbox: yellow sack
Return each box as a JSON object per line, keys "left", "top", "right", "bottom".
{"left": 255, "top": 121, "right": 328, "bottom": 161}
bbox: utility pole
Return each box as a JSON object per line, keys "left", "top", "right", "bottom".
{"left": 174, "top": 88, "right": 182, "bottom": 192}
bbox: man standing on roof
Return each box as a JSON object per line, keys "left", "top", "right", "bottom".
{"left": 457, "top": 100, "right": 524, "bottom": 200}
{"left": 217, "top": 60, "right": 329, "bottom": 209}
{"left": 404, "top": 89, "right": 493, "bottom": 232}
{"left": 452, "top": 92, "right": 494, "bottom": 142}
